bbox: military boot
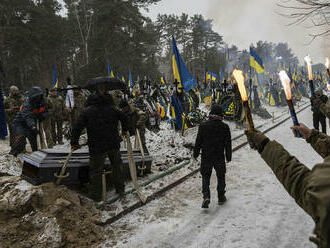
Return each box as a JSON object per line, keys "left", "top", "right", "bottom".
{"left": 218, "top": 195, "right": 227, "bottom": 205}
{"left": 202, "top": 198, "right": 210, "bottom": 208}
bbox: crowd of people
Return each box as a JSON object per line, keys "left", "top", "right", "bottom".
{"left": 2, "top": 74, "right": 330, "bottom": 247}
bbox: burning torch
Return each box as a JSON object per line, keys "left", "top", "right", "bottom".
{"left": 278, "top": 70, "right": 301, "bottom": 138}
{"left": 304, "top": 55, "right": 314, "bottom": 97}
{"left": 233, "top": 69, "right": 255, "bottom": 131}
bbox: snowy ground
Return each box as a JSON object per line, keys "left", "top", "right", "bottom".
{"left": 100, "top": 104, "right": 319, "bottom": 248}
{"left": 0, "top": 98, "right": 317, "bottom": 248}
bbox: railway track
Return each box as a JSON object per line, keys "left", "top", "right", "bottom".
{"left": 98, "top": 103, "right": 311, "bottom": 226}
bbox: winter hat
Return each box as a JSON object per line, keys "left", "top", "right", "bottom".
{"left": 210, "top": 104, "right": 223, "bottom": 117}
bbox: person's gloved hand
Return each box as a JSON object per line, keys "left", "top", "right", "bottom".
{"left": 31, "top": 126, "right": 39, "bottom": 136}
{"left": 290, "top": 123, "right": 312, "bottom": 140}
{"left": 245, "top": 130, "right": 269, "bottom": 153}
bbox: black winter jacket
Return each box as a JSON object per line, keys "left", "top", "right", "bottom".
{"left": 193, "top": 117, "right": 232, "bottom": 164}
{"left": 71, "top": 94, "right": 128, "bottom": 155}
{"left": 12, "top": 87, "right": 47, "bottom": 134}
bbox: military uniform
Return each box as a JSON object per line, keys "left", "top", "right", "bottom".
{"left": 72, "top": 90, "right": 86, "bottom": 125}
{"left": 3, "top": 86, "right": 25, "bottom": 146}
{"left": 44, "top": 90, "right": 66, "bottom": 147}
{"left": 246, "top": 129, "right": 330, "bottom": 248}
{"left": 120, "top": 100, "right": 148, "bottom": 153}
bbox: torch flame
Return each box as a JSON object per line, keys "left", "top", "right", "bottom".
{"left": 278, "top": 70, "right": 292, "bottom": 100}
{"left": 326, "top": 57, "right": 330, "bottom": 69}
{"left": 304, "top": 55, "right": 313, "bottom": 81}
{"left": 232, "top": 69, "right": 247, "bottom": 101}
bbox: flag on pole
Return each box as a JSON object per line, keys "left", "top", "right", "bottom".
{"left": 128, "top": 70, "right": 134, "bottom": 90}
{"left": 206, "top": 70, "right": 217, "bottom": 82}
{"left": 219, "top": 67, "right": 224, "bottom": 84}
{"left": 0, "top": 76, "right": 8, "bottom": 138}
{"left": 161, "top": 74, "right": 167, "bottom": 85}
{"left": 250, "top": 47, "right": 265, "bottom": 74}
{"left": 172, "top": 36, "right": 197, "bottom": 92}
{"left": 107, "top": 60, "right": 115, "bottom": 78}
{"left": 52, "top": 65, "right": 59, "bottom": 88}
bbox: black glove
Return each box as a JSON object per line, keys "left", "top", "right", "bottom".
{"left": 245, "top": 130, "right": 270, "bottom": 154}
{"left": 31, "top": 126, "right": 39, "bottom": 136}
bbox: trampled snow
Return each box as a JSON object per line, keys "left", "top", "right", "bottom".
{"left": 101, "top": 104, "right": 319, "bottom": 248}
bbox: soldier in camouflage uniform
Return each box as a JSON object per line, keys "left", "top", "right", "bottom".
{"left": 44, "top": 88, "right": 65, "bottom": 148}
{"left": 110, "top": 90, "right": 123, "bottom": 107}
{"left": 119, "top": 99, "right": 149, "bottom": 153}
{"left": 4, "top": 86, "right": 25, "bottom": 146}
{"left": 246, "top": 124, "right": 330, "bottom": 248}
{"left": 68, "top": 87, "right": 86, "bottom": 125}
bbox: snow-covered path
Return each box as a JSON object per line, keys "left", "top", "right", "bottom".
{"left": 103, "top": 107, "right": 320, "bottom": 248}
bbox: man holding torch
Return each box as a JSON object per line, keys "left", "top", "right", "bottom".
{"left": 241, "top": 71, "right": 330, "bottom": 247}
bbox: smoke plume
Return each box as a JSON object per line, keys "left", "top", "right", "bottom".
{"left": 206, "top": 0, "right": 329, "bottom": 64}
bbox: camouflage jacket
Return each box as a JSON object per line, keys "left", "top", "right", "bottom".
{"left": 125, "top": 104, "right": 148, "bottom": 135}
{"left": 73, "top": 92, "right": 86, "bottom": 110}
{"left": 261, "top": 130, "right": 330, "bottom": 248}
{"left": 47, "top": 95, "right": 65, "bottom": 119}
{"left": 3, "top": 95, "right": 25, "bottom": 123}
{"left": 318, "top": 101, "right": 330, "bottom": 120}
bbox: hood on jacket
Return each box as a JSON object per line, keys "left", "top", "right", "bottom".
{"left": 28, "top": 86, "right": 43, "bottom": 99}
{"left": 86, "top": 93, "right": 114, "bottom": 107}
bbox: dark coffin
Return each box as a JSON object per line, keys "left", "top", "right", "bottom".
{"left": 21, "top": 147, "right": 152, "bottom": 186}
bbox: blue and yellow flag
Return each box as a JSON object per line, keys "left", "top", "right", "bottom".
{"left": 52, "top": 65, "right": 59, "bottom": 88}
{"left": 250, "top": 47, "right": 265, "bottom": 74}
{"left": 161, "top": 74, "right": 167, "bottom": 85}
{"left": 172, "top": 36, "right": 197, "bottom": 92}
{"left": 206, "top": 70, "right": 217, "bottom": 82}
{"left": 128, "top": 71, "right": 134, "bottom": 90}
{"left": 107, "top": 60, "right": 115, "bottom": 78}
{"left": 219, "top": 67, "right": 224, "bottom": 84}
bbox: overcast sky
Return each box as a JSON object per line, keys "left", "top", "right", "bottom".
{"left": 143, "top": 0, "right": 329, "bottom": 64}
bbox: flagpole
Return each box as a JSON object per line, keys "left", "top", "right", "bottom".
{"left": 249, "top": 65, "right": 252, "bottom": 109}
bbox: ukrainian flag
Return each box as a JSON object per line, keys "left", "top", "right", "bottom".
{"left": 205, "top": 70, "right": 217, "bottom": 83}
{"left": 107, "top": 60, "right": 115, "bottom": 78}
{"left": 250, "top": 47, "right": 265, "bottom": 74}
{"left": 52, "top": 65, "right": 59, "bottom": 88}
{"left": 128, "top": 70, "right": 134, "bottom": 90}
{"left": 161, "top": 74, "right": 166, "bottom": 85}
{"left": 172, "top": 36, "right": 197, "bottom": 92}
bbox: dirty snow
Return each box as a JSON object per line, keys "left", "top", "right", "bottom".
{"left": 100, "top": 102, "right": 318, "bottom": 248}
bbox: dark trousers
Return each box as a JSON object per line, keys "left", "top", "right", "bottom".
{"left": 313, "top": 113, "right": 326, "bottom": 134}
{"left": 201, "top": 161, "right": 226, "bottom": 199}
{"left": 88, "top": 149, "right": 124, "bottom": 201}
{"left": 10, "top": 125, "right": 38, "bottom": 156}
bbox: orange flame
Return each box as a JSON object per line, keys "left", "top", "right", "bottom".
{"left": 232, "top": 69, "right": 247, "bottom": 101}
{"left": 326, "top": 57, "right": 330, "bottom": 70}
{"left": 278, "top": 70, "right": 292, "bottom": 100}
{"left": 304, "top": 55, "right": 313, "bottom": 81}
